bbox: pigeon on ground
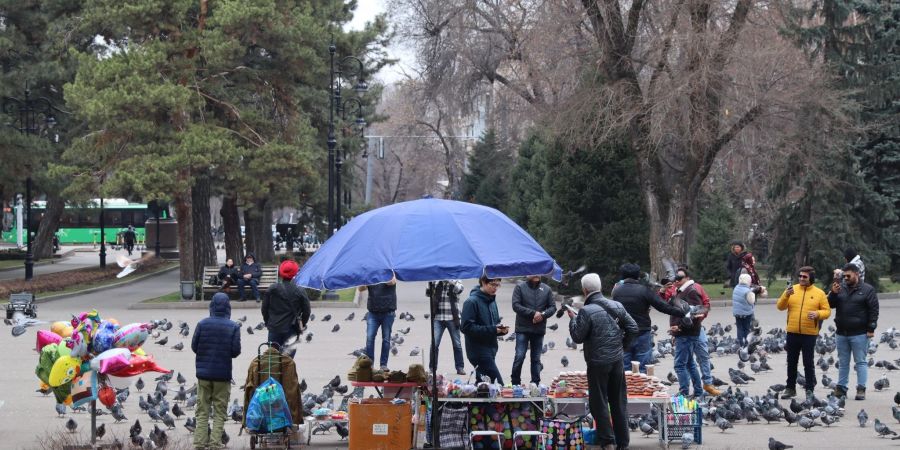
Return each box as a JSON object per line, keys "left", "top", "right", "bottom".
{"left": 131, "top": 419, "right": 142, "bottom": 437}
{"left": 681, "top": 432, "right": 694, "bottom": 449}
{"left": 859, "top": 409, "right": 869, "bottom": 427}
{"left": 247, "top": 326, "right": 254, "bottom": 334}
{"left": 768, "top": 437, "right": 793, "bottom": 450}
{"left": 306, "top": 333, "right": 313, "bottom": 343}
{"left": 639, "top": 420, "right": 655, "bottom": 436}
{"left": 332, "top": 324, "right": 341, "bottom": 333}
{"left": 184, "top": 417, "right": 196, "bottom": 433}
{"left": 96, "top": 423, "right": 106, "bottom": 439}
{"left": 548, "top": 323, "right": 559, "bottom": 331}
{"left": 66, "top": 418, "right": 77, "bottom": 433}
{"left": 876, "top": 418, "right": 898, "bottom": 437}
{"left": 55, "top": 403, "right": 66, "bottom": 417}
{"left": 171, "top": 342, "right": 184, "bottom": 351}
{"left": 155, "top": 336, "right": 168, "bottom": 346}
{"left": 561, "top": 356, "right": 569, "bottom": 367}
{"left": 172, "top": 403, "right": 185, "bottom": 418}
{"left": 716, "top": 416, "right": 733, "bottom": 432}
{"left": 409, "top": 347, "right": 421, "bottom": 357}
{"left": 798, "top": 416, "right": 820, "bottom": 431}
{"left": 322, "top": 314, "right": 332, "bottom": 321}
{"left": 345, "top": 313, "right": 355, "bottom": 321}
{"left": 336, "top": 422, "right": 349, "bottom": 440}
{"left": 135, "top": 378, "right": 145, "bottom": 392}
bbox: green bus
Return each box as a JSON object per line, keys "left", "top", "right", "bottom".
{"left": 1, "top": 199, "right": 168, "bottom": 245}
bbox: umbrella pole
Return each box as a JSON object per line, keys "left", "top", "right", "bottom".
{"left": 429, "top": 287, "right": 439, "bottom": 447}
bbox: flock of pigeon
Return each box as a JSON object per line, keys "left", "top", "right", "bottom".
{"left": 626, "top": 320, "right": 900, "bottom": 449}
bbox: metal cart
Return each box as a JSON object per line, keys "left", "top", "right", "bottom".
{"left": 244, "top": 342, "right": 296, "bottom": 449}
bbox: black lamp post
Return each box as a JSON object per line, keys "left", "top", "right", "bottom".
{"left": 2, "top": 85, "right": 57, "bottom": 281}
{"left": 327, "top": 39, "right": 368, "bottom": 236}
{"left": 99, "top": 196, "right": 106, "bottom": 269}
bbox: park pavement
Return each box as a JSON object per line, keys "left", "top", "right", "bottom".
{"left": 2, "top": 275, "right": 900, "bottom": 448}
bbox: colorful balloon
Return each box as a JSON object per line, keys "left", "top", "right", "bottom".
{"left": 113, "top": 323, "right": 150, "bottom": 351}
{"left": 98, "top": 385, "right": 116, "bottom": 408}
{"left": 50, "top": 321, "right": 69, "bottom": 336}
{"left": 35, "top": 330, "right": 62, "bottom": 353}
{"left": 108, "top": 354, "right": 170, "bottom": 377}
{"left": 90, "top": 348, "right": 132, "bottom": 375}
{"left": 91, "top": 321, "right": 119, "bottom": 354}
{"left": 49, "top": 355, "right": 81, "bottom": 387}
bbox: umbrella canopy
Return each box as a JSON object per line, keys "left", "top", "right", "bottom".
{"left": 295, "top": 198, "right": 560, "bottom": 290}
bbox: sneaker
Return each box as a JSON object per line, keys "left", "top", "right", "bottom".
{"left": 781, "top": 387, "right": 797, "bottom": 399}
{"left": 380, "top": 366, "right": 390, "bottom": 372}
{"left": 456, "top": 369, "right": 467, "bottom": 376}
{"left": 855, "top": 386, "right": 866, "bottom": 400}
{"left": 703, "top": 384, "right": 722, "bottom": 396}
{"left": 833, "top": 385, "right": 848, "bottom": 398}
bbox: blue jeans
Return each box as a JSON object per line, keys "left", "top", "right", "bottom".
{"left": 237, "top": 278, "right": 259, "bottom": 300}
{"left": 365, "top": 311, "right": 395, "bottom": 367}
{"left": 734, "top": 314, "right": 753, "bottom": 347}
{"left": 837, "top": 333, "right": 869, "bottom": 389}
{"left": 432, "top": 320, "right": 465, "bottom": 372}
{"left": 511, "top": 332, "right": 544, "bottom": 385}
{"left": 469, "top": 354, "right": 503, "bottom": 384}
{"left": 623, "top": 330, "right": 653, "bottom": 373}
{"left": 697, "top": 328, "right": 713, "bottom": 384}
{"left": 674, "top": 335, "right": 711, "bottom": 395}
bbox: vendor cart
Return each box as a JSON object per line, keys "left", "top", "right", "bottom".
{"left": 243, "top": 343, "right": 297, "bottom": 449}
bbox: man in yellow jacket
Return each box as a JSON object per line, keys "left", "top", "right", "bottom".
{"left": 776, "top": 266, "right": 831, "bottom": 401}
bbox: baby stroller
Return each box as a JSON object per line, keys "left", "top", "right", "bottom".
{"left": 242, "top": 343, "right": 298, "bottom": 449}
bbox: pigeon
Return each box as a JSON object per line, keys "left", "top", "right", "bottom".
{"left": 135, "top": 378, "right": 145, "bottom": 392}
{"left": 399, "top": 327, "right": 411, "bottom": 335}
{"left": 681, "top": 432, "right": 693, "bottom": 449}
{"left": 131, "top": 419, "right": 142, "bottom": 437}
{"left": 859, "top": 409, "right": 869, "bottom": 427}
{"left": 322, "top": 314, "right": 332, "bottom": 321}
{"left": 895, "top": 391, "right": 900, "bottom": 406}
{"left": 55, "top": 403, "right": 66, "bottom": 417}
{"left": 893, "top": 406, "right": 900, "bottom": 424}
{"left": 335, "top": 422, "right": 349, "bottom": 440}
{"left": 309, "top": 314, "right": 316, "bottom": 321}
{"left": 768, "top": 437, "right": 793, "bottom": 450}
{"left": 548, "top": 323, "right": 559, "bottom": 331}
{"left": 176, "top": 372, "right": 186, "bottom": 385}
{"left": 155, "top": 336, "right": 168, "bottom": 346}
{"left": 332, "top": 324, "right": 341, "bottom": 333}
{"left": 875, "top": 374, "right": 890, "bottom": 391}
{"left": 147, "top": 408, "right": 162, "bottom": 422}
{"left": 237, "top": 315, "right": 247, "bottom": 323}
{"left": 821, "top": 414, "right": 837, "bottom": 427}
{"left": 96, "top": 423, "right": 106, "bottom": 439}
{"left": 111, "top": 405, "right": 128, "bottom": 423}
{"left": 155, "top": 372, "right": 173, "bottom": 383}
{"left": 171, "top": 342, "right": 184, "bottom": 351}
{"left": 345, "top": 313, "right": 355, "bottom": 321}
{"left": 639, "top": 420, "right": 655, "bottom": 436}
{"left": 306, "top": 333, "right": 313, "bottom": 343}
{"left": 66, "top": 418, "right": 77, "bottom": 433}
{"left": 300, "top": 379, "right": 308, "bottom": 393}
{"left": 798, "top": 416, "right": 820, "bottom": 431}
{"left": 255, "top": 322, "right": 266, "bottom": 330}
{"left": 328, "top": 376, "right": 341, "bottom": 388}
{"left": 179, "top": 327, "right": 189, "bottom": 337}
{"left": 172, "top": 404, "right": 185, "bottom": 418}
{"left": 875, "top": 418, "right": 898, "bottom": 437}
{"left": 561, "top": 356, "right": 569, "bottom": 367}
{"left": 409, "top": 347, "right": 421, "bottom": 357}
{"left": 716, "top": 416, "right": 733, "bottom": 432}
{"left": 184, "top": 417, "right": 196, "bottom": 433}
{"left": 247, "top": 326, "right": 254, "bottom": 335}
{"left": 391, "top": 346, "right": 398, "bottom": 356}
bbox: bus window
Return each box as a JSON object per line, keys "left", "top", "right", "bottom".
{"left": 60, "top": 211, "right": 77, "bottom": 227}
{"left": 104, "top": 210, "right": 123, "bottom": 227}
{"left": 78, "top": 210, "right": 99, "bottom": 228}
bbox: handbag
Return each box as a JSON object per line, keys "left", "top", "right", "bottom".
{"left": 541, "top": 418, "right": 585, "bottom": 450}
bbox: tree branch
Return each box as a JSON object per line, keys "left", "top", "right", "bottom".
{"left": 712, "top": 0, "right": 753, "bottom": 72}
{"left": 624, "top": 0, "right": 645, "bottom": 54}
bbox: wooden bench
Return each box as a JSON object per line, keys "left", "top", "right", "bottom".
{"left": 200, "top": 265, "right": 279, "bottom": 300}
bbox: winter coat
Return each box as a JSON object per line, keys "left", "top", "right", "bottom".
{"left": 240, "top": 255, "right": 262, "bottom": 280}
{"left": 732, "top": 284, "right": 755, "bottom": 317}
{"left": 777, "top": 284, "right": 831, "bottom": 335}
{"left": 668, "top": 281, "right": 710, "bottom": 337}
{"left": 122, "top": 229, "right": 136, "bottom": 244}
{"left": 262, "top": 281, "right": 311, "bottom": 334}
{"left": 366, "top": 282, "right": 397, "bottom": 313}
{"left": 460, "top": 286, "right": 500, "bottom": 361}
{"left": 511, "top": 280, "right": 557, "bottom": 334}
{"left": 612, "top": 279, "right": 684, "bottom": 332}
{"left": 569, "top": 292, "right": 639, "bottom": 366}
{"left": 726, "top": 252, "right": 745, "bottom": 287}
{"left": 218, "top": 264, "right": 240, "bottom": 283}
{"left": 243, "top": 348, "right": 303, "bottom": 425}
{"left": 192, "top": 293, "right": 241, "bottom": 381}
{"left": 828, "top": 281, "right": 878, "bottom": 336}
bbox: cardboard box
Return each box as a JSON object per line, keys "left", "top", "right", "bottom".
{"left": 349, "top": 399, "right": 413, "bottom": 450}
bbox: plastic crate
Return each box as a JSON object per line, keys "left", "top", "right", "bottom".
{"left": 665, "top": 408, "right": 702, "bottom": 444}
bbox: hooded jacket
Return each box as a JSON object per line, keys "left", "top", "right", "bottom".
{"left": 777, "top": 283, "right": 831, "bottom": 335}
{"left": 569, "top": 292, "right": 639, "bottom": 366}
{"left": 263, "top": 280, "right": 311, "bottom": 334}
{"left": 240, "top": 254, "right": 262, "bottom": 280}
{"left": 511, "top": 280, "right": 557, "bottom": 334}
{"left": 192, "top": 293, "right": 241, "bottom": 381}
{"left": 612, "top": 279, "right": 685, "bottom": 332}
{"left": 460, "top": 286, "right": 500, "bottom": 361}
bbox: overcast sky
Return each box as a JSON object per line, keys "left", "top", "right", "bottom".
{"left": 347, "top": 0, "right": 413, "bottom": 84}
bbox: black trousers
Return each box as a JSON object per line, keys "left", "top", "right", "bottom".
{"left": 587, "top": 361, "right": 629, "bottom": 448}
{"left": 786, "top": 332, "right": 817, "bottom": 390}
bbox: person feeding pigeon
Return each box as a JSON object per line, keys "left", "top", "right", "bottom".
{"left": 510, "top": 275, "right": 556, "bottom": 386}
{"left": 262, "top": 259, "right": 311, "bottom": 350}
{"left": 191, "top": 292, "right": 241, "bottom": 449}
{"left": 567, "top": 273, "right": 638, "bottom": 450}
{"left": 776, "top": 266, "right": 830, "bottom": 401}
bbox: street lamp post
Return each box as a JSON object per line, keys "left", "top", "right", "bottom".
{"left": 327, "top": 39, "right": 368, "bottom": 236}
{"left": 2, "top": 85, "right": 57, "bottom": 281}
{"left": 99, "top": 197, "right": 106, "bottom": 269}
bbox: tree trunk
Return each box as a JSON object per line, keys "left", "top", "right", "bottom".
{"left": 243, "top": 199, "right": 274, "bottom": 263}
{"left": 191, "top": 177, "right": 217, "bottom": 277}
{"left": 173, "top": 189, "right": 195, "bottom": 282}
{"left": 221, "top": 194, "right": 243, "bottom": 263}
{"left": 33, "top": 194, "right": 64, "bottom": 260}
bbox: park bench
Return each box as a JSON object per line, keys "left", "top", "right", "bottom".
{"left": 200, "top": 265, "right": 278, "bottom": 300}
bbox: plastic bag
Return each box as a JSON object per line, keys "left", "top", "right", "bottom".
{"left": 245, "top": 378, "right": 293, "bottom": 433}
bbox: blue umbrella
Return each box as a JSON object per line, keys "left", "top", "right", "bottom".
{"left": 295, "top": 198, "right": 560, "bottom": 290}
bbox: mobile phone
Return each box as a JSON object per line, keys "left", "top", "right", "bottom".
{"left": 786, "top": 280, "right": 791, "bottom": 289}
{"left": 564, "top": 304, "right": 579, "bottom": 315}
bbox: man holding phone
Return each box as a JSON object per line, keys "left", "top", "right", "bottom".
{"left": 828, "top": 263, "right": 879, "bottom": 400}
{"left": 776, "top": 266, "right": 830, "bottom": 400}
{"left": 461, "top": 275, "right": 508, "bottom": 383}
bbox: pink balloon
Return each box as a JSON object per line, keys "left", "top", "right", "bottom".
{"left": 36, "top": 330, "right": 63, "bottom": 353}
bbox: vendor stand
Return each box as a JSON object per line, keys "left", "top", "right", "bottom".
{"left": 433, "top": 396, "right": 547, "bottom": 450}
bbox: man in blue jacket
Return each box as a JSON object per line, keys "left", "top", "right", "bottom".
{"left": 238, "top": 253, "right": 263, "bottom": 302}
{"left": 192, "top": 292, "right": 241, "bottom": 449}
{"left": 461, "top": 275, "right": 509, "bottom": 383}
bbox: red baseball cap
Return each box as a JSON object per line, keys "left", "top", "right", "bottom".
{"left": 279, "top": 260, "right": 299, "bottom": 280}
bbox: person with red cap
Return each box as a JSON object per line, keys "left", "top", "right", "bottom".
{"left": 262, "top": 259, "right": 311, "bottom": 349}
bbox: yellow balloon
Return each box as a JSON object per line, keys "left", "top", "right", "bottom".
{"left": 48, "top": 355, "right": 81, "bottom": 387}
{"left": 133, "top": 347, "right": 146, "bottom": 356}
{"left": 60, "top": 326, "right": 74, "bottom": 338}
{"left": 107, "top": 318, "right": 120, "bottom": 326}
{"left": 50, "top": 321, "right": 69, "bottom": 336}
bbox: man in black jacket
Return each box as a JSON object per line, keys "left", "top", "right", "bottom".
{"left": 192, "top": 292, "right": 241, "bottom": 449}
{"left": 569, "top": 273, "right": 638, "bottom": 450}
{"left": 237, "top": 253, "right": 263, "bottom": 302}
{"left": 510, "top": 275, "right": 557, "bottom": 386}
{"left": 359, "top": 276, "right": 398, "bottom": 371}
{"left": 428, "top": 280, "right": 467, "bottom": 376}
{"left": 612, "top": 263, "right": 686, "bottom": 373}
{"left": 460, "top": 275, "right": 509, "bottom": 383}
{"left": 828, "top": 263, "right": 879, "bottom": 400}
{"left": 262, "top": 260, "right": 311, "bottom": 350}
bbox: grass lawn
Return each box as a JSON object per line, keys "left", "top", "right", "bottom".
{"left": 0, "top": 260, "right": 23, "bottom": 270}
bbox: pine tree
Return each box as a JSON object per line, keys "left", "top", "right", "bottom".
{"left": 688, "top": 189, "right": 737, "bottom": 283}
{"left": 461, "top": 130, "right": 511, "bottom": 210}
